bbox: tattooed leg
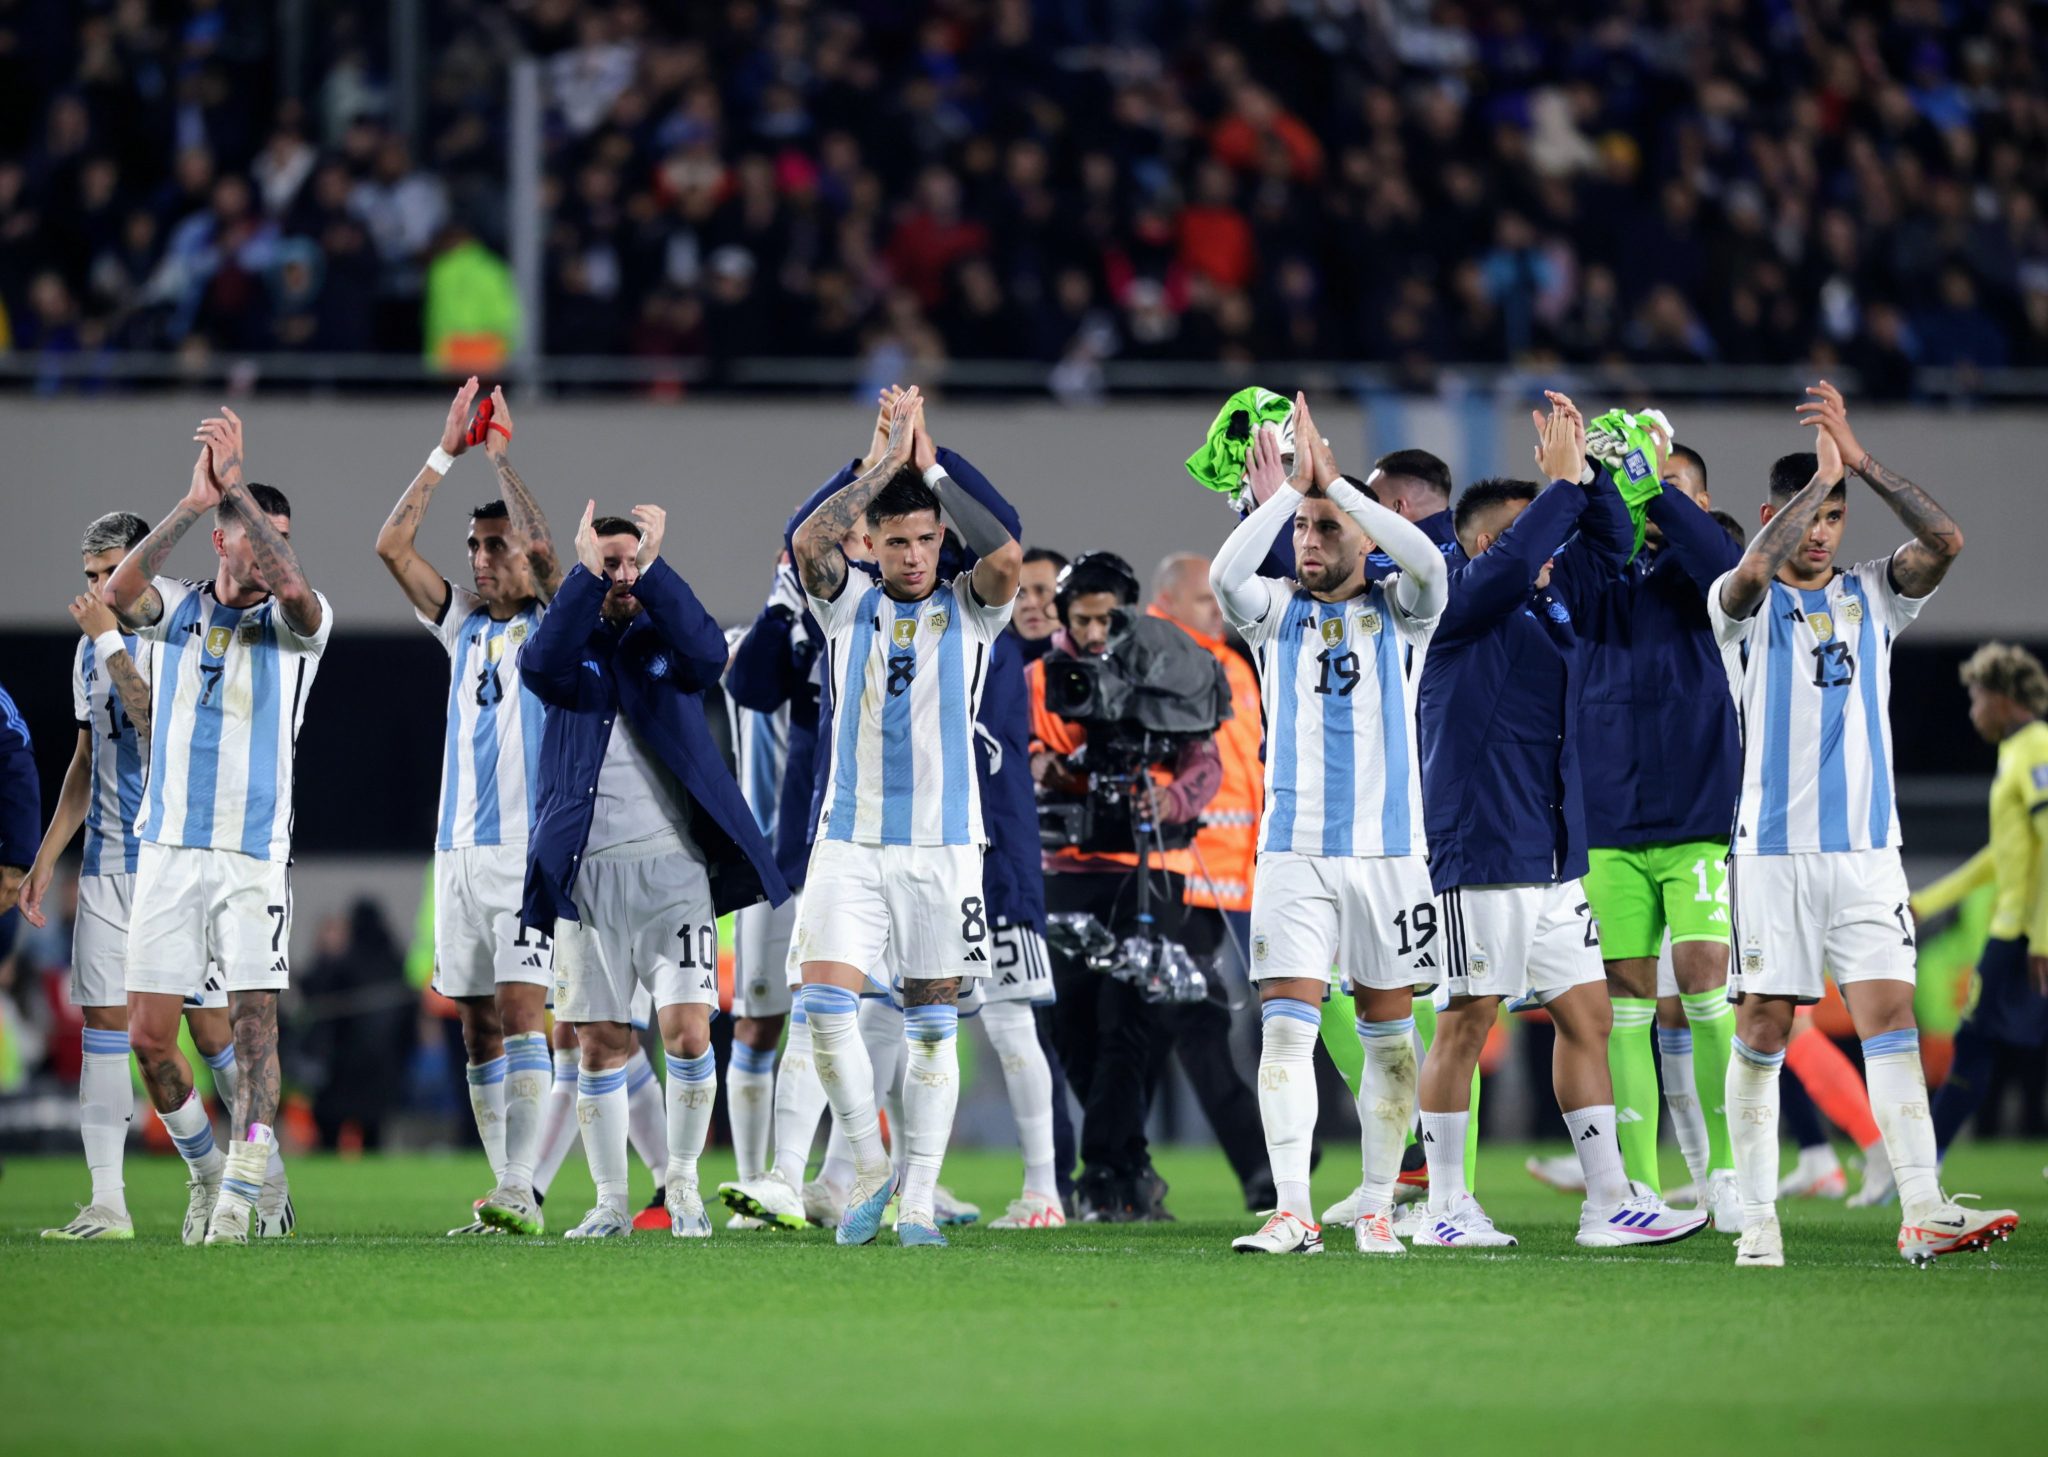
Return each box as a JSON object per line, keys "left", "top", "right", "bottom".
{"left": 126, "top": 992, "right": 194, "bottom": 1113}
{"left": 230, "top": 991, "right": 282, "bottom": 1131}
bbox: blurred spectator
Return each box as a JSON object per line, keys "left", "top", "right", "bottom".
{"left": 299, "top": 900, "right": 415, "bottom": 1153}
{"left": 0, "top": 0, "right": 2040, "bottom": 391}
{"left": 422, "top": 224, "right": 519, "bottom": 371}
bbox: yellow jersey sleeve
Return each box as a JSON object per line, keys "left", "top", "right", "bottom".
{"left": 2006, "top": 722, "right": 2048, "bottom": 948}
{"left": 1912, "top": 844, "right": 1996, "bottom": 920}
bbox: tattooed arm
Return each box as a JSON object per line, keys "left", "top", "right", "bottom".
{"left": 1797, "top": 381, "right": 1964, "bottom": 597}
{"left": 791, "top": 388, "right": 920, "bottom": 599}
{"left": 104, "top": 445, "right": 223, "bottom": 628}
{"left": 194, "top": 408, "right": 323, "bottom": 636}
{"left": 376, "top": 382, "right": 476, "bottom": 620}
{"left": 1716, "top": 423, "right": 1845, "bottom": 622}
{"left": 480, "top": 388, "right": 562, "bottom": 600}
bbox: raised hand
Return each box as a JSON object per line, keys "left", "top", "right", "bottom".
{"left": 632, "top": 504, "right": 666, "bottom": 568}
{"left": 863, "top": 384, "right": 904, "bottom": 471}
{"left": 68, "top": 592, "right": 119, "bottom": 639}
{"left": 483, "top": 385, "right": 515, "bottom": 461}
{"left": 1812, "top": 409, "right": 1844, "bottom": 485}
{"left": 575, "top": 500, "right": 603, "bottom": 576}
{"left": 183, "top": 442, "right": 225, "bottom": 512}
{"left": 440, "top": 376, "right": 480, "bottom": 458}
{"left": 194, "top": 406, "right": 245, "bottom": 492}
{"left": 1533, "top": 390, "right": 1586, "bottom": 482}
{"left": 884, "top": 387, "right": 920, "bottom": 470}
{"left": 1286, "top": 392, "right": 1317, "bottom": 496}
{"left": 911, "top": 391, "right": 938, "bottom": 473}
{"left": 1245, "top": 423, "right": 1289, "bottom": 504}
{"left": 1795, "top": 380, "right": 1865, "bottom": 470}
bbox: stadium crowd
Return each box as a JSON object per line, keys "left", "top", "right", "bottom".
{"left": 2, "top": 1, "right": 2046, "bottom": 388}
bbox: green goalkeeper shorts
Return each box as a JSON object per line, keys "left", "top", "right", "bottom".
{"left": 1582, "top": 841, "right": 1731, "bottom": 961}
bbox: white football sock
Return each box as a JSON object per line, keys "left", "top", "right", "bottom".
{"left": 80, "top": 1028, "right": 133, "bottom": 1217}
{"left": 803, "top": 986, "right": 888, "bottom": 1179}
{"left": 532, "top": 1047, "right": 581, "bottom": 1198}
{"left": 899, "top": 1003, "right": 959, "bottom": 1223}
{"left": 666, "top": 1049, "right": 717, "bottom": 1190}
{"left": 576, "top": 1065, "right": 630, "bottom": 1213}
{"left": 727, "top": 1041, "right": 778, "bottom": 1181}
{"left": 501, "top": 1032, "right": 551, "bottom": 1191}
{"left": 1357, "top": 1016, "right": 1418, "bottom": 1216}
{"left": 858, "top": 998, "right": 906, "bottom": 1175}
{"left": 465, "top": 1055, "right": 510, "bottom": 1184}
{"left": 204, "top": 1044, "right": 238, "bottom": 1120}
{"left": 1420, "top": 1110, "right": 1469, "bottom": 1213}
{"left": 1728, "top": 1038, "right": 1784, "bottom": 1226}
{"left": 771, "top": 1014, "right": 829, "bottom": 1188}
{"left": 820, "top": 1122, "right": 855, "bottom": 1192}
{"left": 1256, "top": 999, "right": 1320, "bottom": 1218}
{"left": 1656, "top": 1026, "right": 1710, "bottom": 1189}
{"left": 981, "top": 1001, "right": 1057, "bottom": 1199}
{"left": 1861, "top": 1030, "right": 1941, "bottom": 1220}
{"left": 1562, "top": 1103, "right": 1631, "bottom": 1207}
{"left": 625, "top": 1047, "right": 668, "bottom": 1189}
{"left": 159, "top": 1090, "right": 222, "bottom": 1177}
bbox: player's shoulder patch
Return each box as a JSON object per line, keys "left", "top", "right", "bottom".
{"left": 2031, "top": 763, "right": 2048, "bottom": 793}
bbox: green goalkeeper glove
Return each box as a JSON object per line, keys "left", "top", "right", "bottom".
{"left": 1186, "top": 386, "right": 1295, "bottom": 511}
{"left": 1585, "top": 407, "right": 1672, "bottom": 559}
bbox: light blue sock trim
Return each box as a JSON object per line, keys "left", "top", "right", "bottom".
{"left": 675, "top": 1050, "right": 716, "bottom": 1083}
{"left": 790, "top": 1005, "right": 808, "bottom": 1026}
{"left": 1861, "top": 1029, "right": 1920, "bottom": 1061}
{"left": 1261, "top": 998, "right": 1321, "bottom": 1027}
{"left": 625, "top": 1051, "right": 658, "bottom": 1094}
{"left": 1357, "top": 1016, "right": 1416, "bottom": 1040}
{"left": 466, "top": 1055, "right": 509, "bottom": 1086}
{"left": 504, "top": 1032, "right": 553, "bottom": 1073}
{"left": 203, "top": 1045, "right": 236, "bottom": 1071}
{"left": 1732, "top": 1037, "right": 1786, "bottom": 1070}
{"left": 82, "top": 1028, "right": 132, "bottom": 1057}
{"left": 732, "top": 1043, "right": 778, "bottom": 1075}
{"left": 578, "top": 1066, "right": 628, "bottom": 1097}
{"left": 1656, "top": 1027, "right": 1694, "bottom": 1055}
{"left": 903, "top": 1005, "right": 959, "bottom": 1043}
{"left": 170, "top": 1124, "right": 216, "bottom": 1160}
{"left": 804, "top": 984, "right": 859, "bottom": 1018}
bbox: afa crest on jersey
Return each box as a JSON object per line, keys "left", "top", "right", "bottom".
{"left": 1841, "top": 599, "right": 1863, "bottom": 627}
{"left": 237, "top": 619, "right": 262, "bottom": 646}
{"left": 927, "top": 608, "right": 948, "bottom": 635}
{"left": 1357, "top": 608, "right": 1383, "bottom": 636}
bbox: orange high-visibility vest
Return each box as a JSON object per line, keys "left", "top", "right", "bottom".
{"left": 1148, "top": 606, "right": 1260, "bottom": 910}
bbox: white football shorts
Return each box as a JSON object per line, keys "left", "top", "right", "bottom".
{"left": 552, "top": 836, "right": 719, "bottom": 1025}
{"left": 793, "top": 839, "right": 989, "bottom": 984}
{"left": 1248, "top": 852, "right": 1440, "bottom": 994}
{"left": 1728, "top": 847, "right": 1916, "bottom": 1004}
{"left": 74, "top": 872, "right": 226, "bottom": 1009}
{"left": 432, "top": 842, "right": 554, "bottom": 999}
{"left": 126, "top": 843, "right": 292, "bottom": 997}
{"left": 733, "top": 895, "right": 796, "bottom": 1019}
{"left": 1439, "top": 879, "right": 1605, "bottom": 1006}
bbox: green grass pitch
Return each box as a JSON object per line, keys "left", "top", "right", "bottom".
{"left": 5, "top": 1142, "right": 2046, "bottom": 1455}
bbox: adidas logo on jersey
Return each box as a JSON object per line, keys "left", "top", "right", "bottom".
{"left": 1414, "top": 953, "right": 1436, "bottom": 969}
{"left": 699, "top": 976, "right": 715, "bottom": 991}
{"left": 964, "top": 948, "right": 987, "bottom": 963}
{"left": 1000, "top": 972, "right": 1018, "bottom": 985}
{"left": 520, "top": 954, "right": 543, "bottom": 969}
{"left": 268, "top": 957, "right": 289, "bottom": 975}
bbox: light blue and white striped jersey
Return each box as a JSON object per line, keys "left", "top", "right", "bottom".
{"left": 420, "top": 586, "right": 546, "bottom": 851}
{"left": 134, "top": 576, "right": 331, "bottom": 863}
{"left": 723, "top": 625, "right": 788, "bottom": 838}
{"left": 1709, "top": 558, "right": 1926, "bottom": 856}
{"left": 1227, "top": 576, "right": 1436, "bottom": 860}
{"left": 71, "top": 631, "right": 152, "bottom": 878}
{"left": 810, "top": 573, "right": 1012, "bottom": 847}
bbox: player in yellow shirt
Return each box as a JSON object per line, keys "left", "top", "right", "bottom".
{"left": 1913, "top": 643, "right": 2048, "bottom": 1160}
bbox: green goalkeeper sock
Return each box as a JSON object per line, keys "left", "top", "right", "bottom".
{"left": 1411, "top": 996, "right": 1481, "bottom": 1193}
{"left": 1680, "top": 987, "right": 1737, "bottom": 1175}
{"left": 1320, "top": 988, "right": 1363, "bottom": 1096}
{"left": 1609, "top": 997, "right": 1661, "bottom": 1192}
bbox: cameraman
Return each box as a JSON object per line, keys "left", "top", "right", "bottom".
{"left": 1027, "top": 552, "right": 1221, "bottom": 1220}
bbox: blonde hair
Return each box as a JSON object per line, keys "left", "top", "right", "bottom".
{"left": 1959, "top": 642, "right": 2048, "bottom": 716}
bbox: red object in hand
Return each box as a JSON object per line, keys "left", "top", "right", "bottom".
{"left": 464, "top": 394, "right": 511, "bottom": 447}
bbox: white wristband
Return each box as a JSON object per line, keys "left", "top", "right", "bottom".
{"left": 922, "top": 463, "right": 949, "bottom": 488}
{"left": 426, "top": 446, "right": 457, "bottom": 476}
{"left": 93, "top": 629, "right": 126, "bottom": 664}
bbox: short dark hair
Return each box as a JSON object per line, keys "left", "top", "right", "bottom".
{"left": 1670, "top": 442, "right": 1707, "bottom": 490}
{"left": 1339, "top": 473, "right": 1380, "bottom": 504}
{"left": 865, "top": 464, "right": 941, "bottom": 529}
{"left": 1371, "top": 449, "right": 1452, "bottom": 503}
{"left": 1710, "top": 509, "right": 1747, "bottom": 547}
{"left": 1023, "top": 546, "right": 1068, "bottom": 571}
{"left": 1453, "top": 477, "right": 1540, "bottom": 546}
{"left": 1769, "top": 452, "right": 1845, "bottom": 503}
{"left": 590, "top": 515, "right": 643, "bottom": 540}
{"left": 471, "top": 500, "right": 510, "bottom": 523}
{"left": 244, "top": 483, "right": 291, "bottom": 519}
